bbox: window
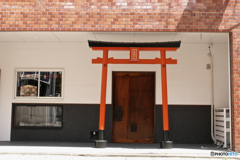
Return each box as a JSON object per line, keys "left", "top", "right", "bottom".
{"left": 13, "top": 104, "right": 63, "bottom": 128}
{"left": 15, "top": 69, "right": 63, "bottom": 99}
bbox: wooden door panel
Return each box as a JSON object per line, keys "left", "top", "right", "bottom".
{"left": 114, "top": 76, "right": 129, "bottom": 92}
{"left": 112, "top": 123, "right": 128, "bottom": 140}
{"left": 112, "top": 76, "right": 129, "bottom": 141}
{"left": 112, "top": 72, "right": 155, "bottom": 143}
{"left": 114, "top": 90, "right": 128, "bottom": 124}
{"left": 139, "top": 91, "right": 154, "bottom": 108}
{"left": 128, "top": 123, "right": 154, "bottom": 142}
{"left": 129, "top": 76, "right": 139, "bottom": 92}
{"left": 139, "top": 75, "right": 154, "bottom": 92}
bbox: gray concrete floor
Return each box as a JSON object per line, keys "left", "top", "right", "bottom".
{"left": 0, "top": 141, "right": 230, "bottom": 151}
{"left": 0, "top": 142, "right": 238, "bottom": 160}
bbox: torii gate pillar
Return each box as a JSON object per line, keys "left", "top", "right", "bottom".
{"left": 95, "top": 49, "right": 108, "bottom": 148}
{"left": 160, "top": 49, "right": 172, "bottom": 148}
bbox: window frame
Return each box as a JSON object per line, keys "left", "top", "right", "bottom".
{"left": 12, "top": 103, "right": 63, "bottom": 130}
{"left": 14, "top": 69, "right": 64, "bottom": 100}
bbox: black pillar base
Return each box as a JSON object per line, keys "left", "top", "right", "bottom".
{"left": 95, "top": 140, "right": 107, "bottom": 148}
{"left": 95, "top": 130, "right": 107, "bottom": 148}
{"left": 160, "top": 141, "right": 173, "bottom": 149}
{"left": 160, "top": 130, "right": 172, "bottom": 149}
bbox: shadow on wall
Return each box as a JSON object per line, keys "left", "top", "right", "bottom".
{"left": 175, "top": 0, "right": 240, "bottom": 32}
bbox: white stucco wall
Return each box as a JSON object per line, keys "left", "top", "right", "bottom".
{"left": 0, "top": 36, "right": 229, "bottom": 141}
{"left": 211, "top": 43, "right": 230, "bottom": 109}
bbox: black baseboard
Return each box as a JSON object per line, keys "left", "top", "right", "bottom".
{"left": 11, "top": 105, "right": 112, "bottom": 142}
{"left": 155, "top": 105, "right": 213, "bottom": 144}
{"left": 11, "top": 104, "right": 213, "bottom": 144}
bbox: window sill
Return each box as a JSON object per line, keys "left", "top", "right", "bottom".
{"left": 13, "top": 126, "right": 63, "bottom": 130}
{"left": 13, "top": 98, "right": 64, "bottom": 103}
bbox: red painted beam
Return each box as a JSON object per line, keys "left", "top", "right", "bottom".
{"left": 92, "top": 57, "right": 177, "bottom": 64}
{"left": 92, "top": 47, "right": 178, "bottom": 51}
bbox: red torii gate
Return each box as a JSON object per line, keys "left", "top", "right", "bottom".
{"left": 88, "top": 40, "right": 181, "bottom": 148}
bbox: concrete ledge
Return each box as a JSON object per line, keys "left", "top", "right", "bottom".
{"left": 0, "top": 142, "right": 237, "bottom": 159}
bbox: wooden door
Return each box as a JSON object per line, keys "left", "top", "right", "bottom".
{"left": 112, "top": 72, "right": 155, "bottom": 143}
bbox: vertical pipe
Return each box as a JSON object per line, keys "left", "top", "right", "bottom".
{"left": 228, "top": 33, "right": 232, "bottom": 150}
{"left": 161, "top": 50, "right": 169, "bottom": 141}
{"left": 99, "top": 49, "right": 108, "bottom": 140}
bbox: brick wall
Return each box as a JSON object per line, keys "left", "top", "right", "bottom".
{"left": 1, "top": 0, "right": 240, "bottom": 151}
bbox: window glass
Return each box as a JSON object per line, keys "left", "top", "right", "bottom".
{"left": 16, "top": 71, "right": 38, "bottom": 97}
{"left": 15, "top": 70, "right": 63, "bottom": 98}
{"left": 39, "top": 72, "right": 62, "bottom": 97}
{"left": 14, "top": 106, "right": 62, "bottom": 128}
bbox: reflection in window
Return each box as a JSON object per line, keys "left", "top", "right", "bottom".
{"left": 16, "top": 72, "right": 38, "bottom": 97}
{"left": 40, "top": 72, "right": 62, "bottom": 97}
{"left": 14, "top": 106, "right": 62, "bottom": 128}
{"left": 16, "top": 71, "right": 62, "bottom": 98}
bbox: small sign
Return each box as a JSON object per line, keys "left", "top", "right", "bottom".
{"left": 130, "top": 48, "right": 139, "bottom": 61}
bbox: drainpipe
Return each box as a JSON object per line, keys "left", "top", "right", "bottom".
{"left": 208, "top": 46, "right": 217, "bottom": 143}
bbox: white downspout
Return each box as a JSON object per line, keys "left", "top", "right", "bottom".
{"left": 208, "top": 46, "right": 217, "bottom": 143}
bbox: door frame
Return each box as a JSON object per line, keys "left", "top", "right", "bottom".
{"left": 111, "top": 71, "right": 156, "bottom": 143}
